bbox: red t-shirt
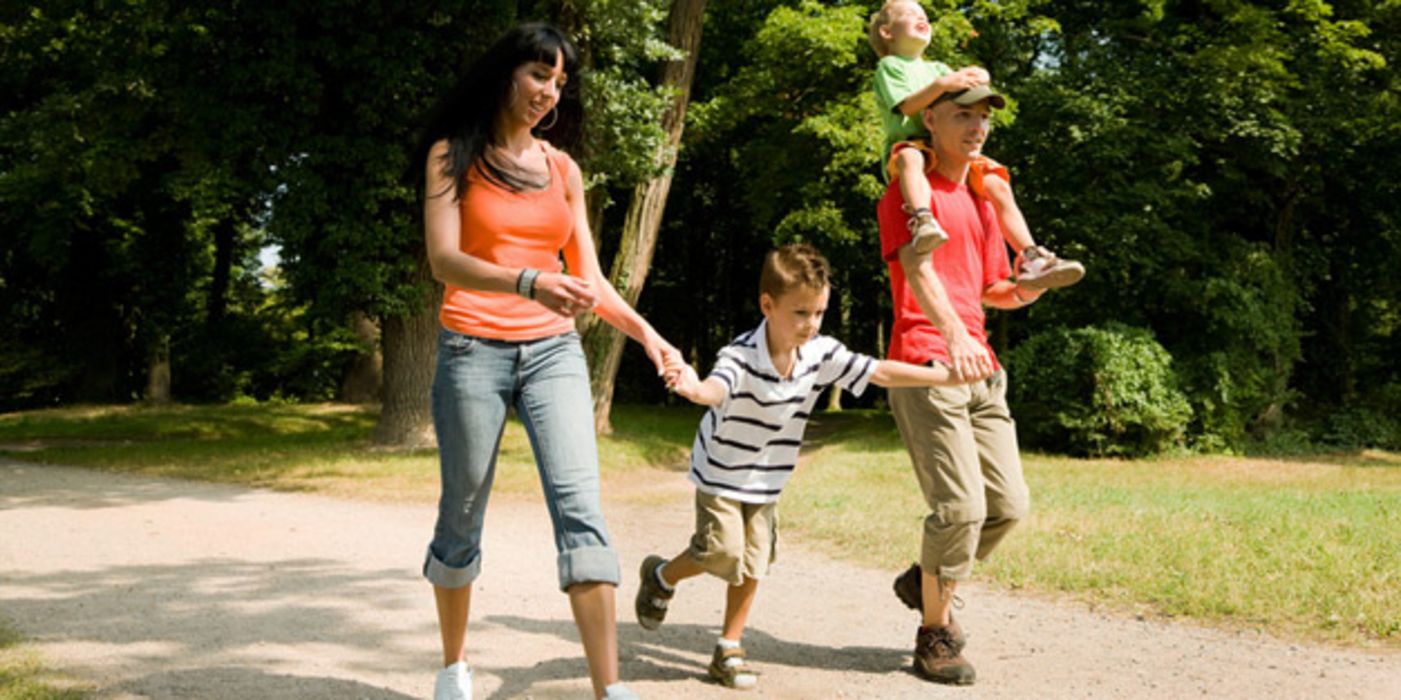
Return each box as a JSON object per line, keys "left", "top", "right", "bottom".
{"left": 878, "top": 171, "right": 1011, "bottom": 368}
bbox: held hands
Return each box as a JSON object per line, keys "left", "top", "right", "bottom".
{"left": 533, "top": 272, "right": 597, "bottom": 318}
{"left": 945, "top": 329, "right": 995, "bottom": 382}
{"left": 644, "top": 337, "right": 685, "bottom": 384}
{"left": 665, "top": 364, "right": 703, "bottom": 402}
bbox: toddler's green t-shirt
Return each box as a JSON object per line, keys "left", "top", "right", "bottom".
{"left": 874, "top": 54, "right": 953, "bottom": 169}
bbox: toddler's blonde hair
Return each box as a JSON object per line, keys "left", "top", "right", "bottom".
{"left": 867, "top": 0, "right": 920, "bottom": 58}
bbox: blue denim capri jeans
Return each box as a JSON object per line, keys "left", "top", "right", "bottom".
{"left": 423, "top": 328, "right": 620, "bottom": 591}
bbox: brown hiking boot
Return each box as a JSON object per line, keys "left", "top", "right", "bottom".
{"left": 892, "top": 562, "right": 966, "bottom": 652}
{"left": 708, "top": 645, "right": 759, "bottom": 690}
{"left": 914, "top": 624, "right": 976, "bottom": 685}
{"left": 634, "top": 554, "right": 673, "bottom": 631}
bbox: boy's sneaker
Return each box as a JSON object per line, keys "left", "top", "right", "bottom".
{"left": 708, "top": 645, "right": 759, "bottom": 690}
{"left": 914, "top": 624, "right": 976, "bottom": 686}
{"left": 909, "top": 210, "right": 949, "bottom": 255}
{"left": 433, "top": 661, "right": 472, "bottom": 700}
{"left": 892, "top": 563, "right": 966, "bottom": 653}
{"left": 1016, "top": 245, "right": 1085, "bottom": 290}
{"left": 634, "top": 554, "right": 673, "bottom": 631}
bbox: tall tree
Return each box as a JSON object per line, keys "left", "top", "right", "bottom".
{"left": 582, "top": 0, "right": 708, "bottom": 433}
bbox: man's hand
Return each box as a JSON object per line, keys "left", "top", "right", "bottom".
{"left": 945, "top": 329, "right": 994, "bottom": 381}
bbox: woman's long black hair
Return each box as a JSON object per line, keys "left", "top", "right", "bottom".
{"left": 410, "top": 23, "right": 583, "bottom": 198}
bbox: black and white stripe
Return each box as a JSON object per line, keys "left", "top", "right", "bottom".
{"left": 688, "top": 320, "right": 876, "bottom": 504}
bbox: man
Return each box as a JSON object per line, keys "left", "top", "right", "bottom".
{"left": 876, "top": 84, "right": 1039, "bottom": 686}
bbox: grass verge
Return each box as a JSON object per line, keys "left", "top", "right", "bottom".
{"left": 2, "top": 403, "right": 1396, "bottom": 648}
{"left": 0, "top": 622, "right": 90, "bottom": 699}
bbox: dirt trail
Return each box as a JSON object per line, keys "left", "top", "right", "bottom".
{"left": 1, "top": 459, "right": 1397, "bottom": 699}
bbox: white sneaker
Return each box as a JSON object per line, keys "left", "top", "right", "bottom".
{"left": 602, "top": 682, "right": 641, "bottom": 699}
{"left": 433, "top": 661, "right": 472, "bottom": 700}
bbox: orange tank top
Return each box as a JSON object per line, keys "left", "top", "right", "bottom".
{"left": 439, "top": 141, "right": 578, "bottom": 341}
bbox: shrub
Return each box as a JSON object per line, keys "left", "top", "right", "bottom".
{"left": 1006, "top": 323, "right": 1192, "bottom": 456}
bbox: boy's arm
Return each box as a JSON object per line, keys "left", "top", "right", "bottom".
{"left": 869, "top": 359, "right": 961, "bottom": 388}
{"left": 895, "top": 66, "right": 991, "bottom": 117}
{"left": 668, "top": 365, "right": 727, "bottom": 406}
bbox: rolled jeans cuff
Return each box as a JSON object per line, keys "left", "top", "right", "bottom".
{"left": 557, "top": 545, "right": 620, "bottom": 591}
{"left": 424, "top": 546, "right": 482, "bottom": 589}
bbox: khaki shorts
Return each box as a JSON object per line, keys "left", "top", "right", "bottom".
{"left": 688, "top": 490, "right": 778, "bottom": 586}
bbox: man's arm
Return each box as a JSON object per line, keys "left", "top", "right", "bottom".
{"left": 897, "top": 244, "right": 995, "bottom": 381}
{"left": 983, "top": 279, "right": 1044, "bottom": 310}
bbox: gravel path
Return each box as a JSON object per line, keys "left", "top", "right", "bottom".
{"left": 1, "top": 459, "right": 1397, "bottom": 699}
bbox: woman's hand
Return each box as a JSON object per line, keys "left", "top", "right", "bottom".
{"left": 532, "top": 272, "right": 597, "bottom": 318}
{"left": 641, "top": 336, "right": 685, "bottom": 382}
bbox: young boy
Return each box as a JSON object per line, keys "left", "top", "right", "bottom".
{"left": 635, "top": 243, "right": 965, "bottom": 690}
{"left": 868, "top": 0, "right": 1084, "bottom": 289}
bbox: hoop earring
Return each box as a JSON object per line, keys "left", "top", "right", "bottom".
{"left": 539, "top": 106, "right": 558, "bottom": 131}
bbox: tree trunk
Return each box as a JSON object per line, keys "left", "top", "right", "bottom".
{"left": 1255, "top": 180, "right": 1303, "bottom": 434}
{"left": 340, "top": 310, "right": 383, "bottom": 403}
{"left": 372, "top": 258, "right": 440, "bottom": 448}
{"left": 146, "top": 334, "right": 172, "bottom": 404}
{"left": 208, "top": 218, "right": 235, "bottom": 324}
{"left": 584, "top": 0, "right": 707, "bottom": 434}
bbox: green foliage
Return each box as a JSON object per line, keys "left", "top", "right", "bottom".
{"left": 3, "top": 0, "right": 1399, "bottom": 455}
{"left": 1006, "top": 324, "right": 1192, "bottom": 457}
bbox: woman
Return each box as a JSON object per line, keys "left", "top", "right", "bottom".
{"left": 411, "top": 23, "right": 676, "bottom": 700}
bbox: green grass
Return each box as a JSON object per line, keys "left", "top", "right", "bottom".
{"left": 784, "top": 410, "right": 1401, "bottom": 648}
{"left": 0, "top": 623, "right": 89, "bottom": 700}
{"left": 0, "top": 402, "right": 695, "bottom": 501}
{"left": 3, "top": 403, "right": 1397, "bottom": 648}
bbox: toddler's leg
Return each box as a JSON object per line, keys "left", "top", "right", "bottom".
{"left": 982, "top": 175, "right": 1034, "bottom": 253}
{"left": 895, "top": 148, "right": 948, "bottom": 255}
{"left": 984, "top": 175, "right": 1085, "bottom": 290}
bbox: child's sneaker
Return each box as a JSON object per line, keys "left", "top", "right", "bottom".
{"left": 708, "top": 645, "right": 759, "bottom": 690}
{"left": 433, "top": 661, "right": 472, "bottom": 700}
{"left": 1015, "top": 245, "right": 1084, "bottom": 290}
{"left": 908, "top": 209, "right": 949, "bottom": 255}
{"left": 914, "top": 624, "right": 976, "bottom": 685}
{"left": 892, "top": 563, "right": 966, "bottom": 653}
{"left": 634, "top": 554, "right": 673, "bottom": 631}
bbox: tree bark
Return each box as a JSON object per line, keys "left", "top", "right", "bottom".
{"left": 372, "top": 257, "right": 440, "bottom": 448}
{"left": 584, "top": 0, "right": 707, "bottom": 434}
{"left": 208, "top": 218, "right": 235, "bottom": 324}
{"left": 146, "top": 334, "right": 172, "bottom": 404}
{"left": 340, "top": 310, "right": 383, "bottom": 403}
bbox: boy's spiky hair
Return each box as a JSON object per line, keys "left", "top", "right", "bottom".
{"left": 868, "top": 0, "right": 918, "bottom": 58}
{"left": 761, "top": 243, "right": 831, "bottom": 299}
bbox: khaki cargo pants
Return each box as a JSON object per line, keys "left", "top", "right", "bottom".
{"left": 889, "top": 369, "right": 1030, "bottom": 581}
